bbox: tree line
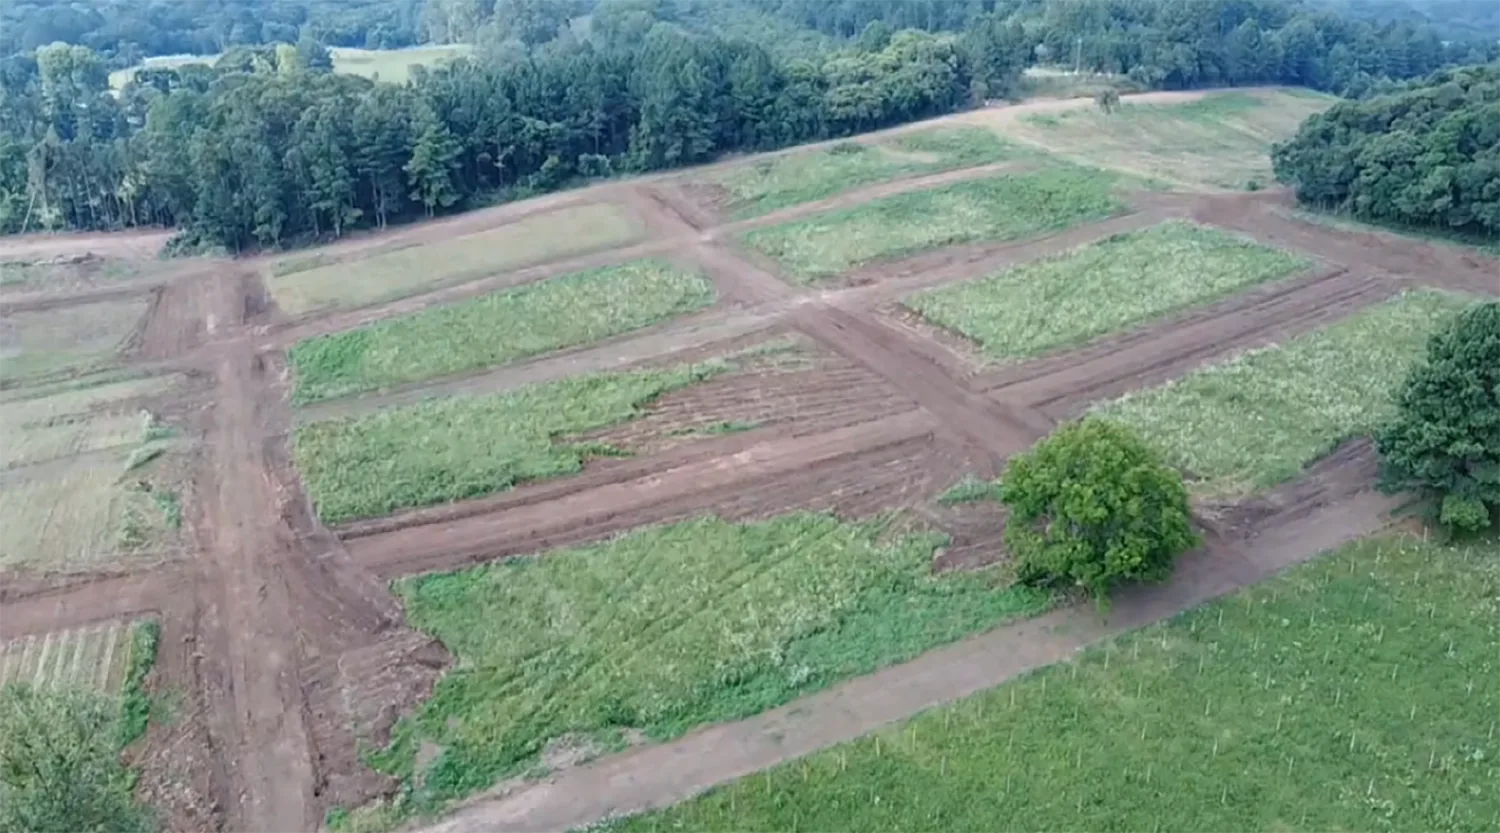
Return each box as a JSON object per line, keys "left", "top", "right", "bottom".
{"left": 1273, "top": 62, "right": 1500, "bottom": 239}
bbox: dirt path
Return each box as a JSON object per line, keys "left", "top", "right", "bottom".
{"left": 420, "top": 481, "right": 1398, "bottom": 833}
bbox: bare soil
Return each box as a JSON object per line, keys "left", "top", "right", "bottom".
{"left": 2, "top": 87, "right": 1495, "bottom": 833}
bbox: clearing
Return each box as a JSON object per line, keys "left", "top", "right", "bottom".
{"left": 288, "top": 260, "right": 715, "bottom": 404}
{"left": 906, "top": 222, "right": 1308, "bottom": 361}
{"left": 108, "top": 44, "right": 472, "bottom": 88}
{"left": 741, "top": 167, "right": 1124, "bottom": 284}
{"left": 0, "top": 296, "right": 150, "bottom": 383}
{"left": 608, "top": 534, "right": 1500, "bottom": 832}
{"left": 1094, "top": 288, "right": 1472, "bottom": 497}
{"left": 705, "top": 126, "right": 1020, "bottom": 219}
{"left": 354, "top": 511, "right": 1049, "bottom": 823}
{"left": 267, "top": 202, "right": 644, "bottom": 315}
{"left": 976, "top": 88, "right": 1334, "bottom": 190}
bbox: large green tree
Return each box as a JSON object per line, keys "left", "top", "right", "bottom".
{"left": 1000, "top": 419, "right": 1199, "bottom": 606}
{"left": 1376, "top": 301, "right": 1500, "bottom": 534}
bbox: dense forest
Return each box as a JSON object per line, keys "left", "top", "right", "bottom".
{"left": 1273, "top": 62, "right": 1500, "bottom": 239}
{"left": 1, "top": 0, "right": 1497, "bottom": 250}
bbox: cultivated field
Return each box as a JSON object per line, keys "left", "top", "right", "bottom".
{"left": 0, "top": 620, "right": 138, "bottom": 695}
{"left": 267, "top": 202, "right": 644, "bottom": 314}
{"left": 609, "top": 535, "right": 1500, "bottom": 832}
{"left": 4, "top": 87, "right": 1498, "bottom": 833}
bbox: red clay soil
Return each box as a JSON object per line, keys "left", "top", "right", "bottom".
{"left": 4, "top": 130, "right": 1494, "bottom": 833}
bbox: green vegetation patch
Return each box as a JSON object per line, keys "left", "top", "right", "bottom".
{"left": 289, "top": 260, "right": 716, "bottom": 404}
{"left": 610, "top": 534, "right": 1500, "bottom": 832}
{"left": 1095, "top": 289, "right": 1473, "bottom": 496}
{"left": 716, "top": 126, "right": 1017, "bottom": 218}
{"left": 907, "top": 223, "right": 1308, "bottom": 360}
{"left": 742, "top": 167, "right": 1122, "bottom": 283}
{"left": 363, "top": 512, "right": 1051, "bottom": 820}
{"left": 117, "top": 619, "right": 161, "bottom": 748}
{"left": 0, "top": 297, "right": 150, "bottom": 383}
{"left": 267, "top": 202, "right": 643, "bottom": 315}
{"left": 296, "top": 362, "right": 733, "bottom": 523}
{"left": 936, "top": 474, "right": 998, "bottom": 505}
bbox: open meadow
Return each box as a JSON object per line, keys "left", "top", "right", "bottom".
{"left": 107, "top": 44, "right": 472, "bottom": 88}
{"left": 6, "top": 83, "right": 1499, "bottom": 833}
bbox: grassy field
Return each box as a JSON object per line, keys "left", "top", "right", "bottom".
{"left": 610, "top": 534, "right": 1500, "bottom": 832}
{"left": 296, "top": 361, "right": 738, "bottom": 523}
{"left": 0, "top": 374, "right": 181, "bottom": 468}
{"left": 0, "top": 257, "right": 152, "bottom": 291}
{"left": 341, "top": 511, "right": 1050, "bottom": 825}
{"left": 289, "top": 260, "right": 714, "bottom": 404}
{"left": 108, "top": 44, "right": 472, "bottom": 88}
{"left": 983, "top": 89, "right": 1334, "bottom": 190}
{"left": 0, "top": 452, "right": 179, "bottom": 571}
{"left": 742, "top": 167, "right": 1123, "bottom": 283}
{"left": 713, "top": 126, "right": 1020, "bottom": 218}
{"left": 0, "top": 297, "right": 149, "bottom": 383}
{"left": 1095, "top": 289, "right": 1472, "bottom": 497}
{"left": 0, "top": 621, "right": 142, "bottom": 696}
{"left": 906, "top": 223, "right": 1308, "bottom": 360}
{"left": 267, "top": 202, "right": 643, "bottom": 314}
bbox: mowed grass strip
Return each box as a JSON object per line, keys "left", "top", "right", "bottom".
{"left": 1095, "top": 289, "right": 1472, "bottom": 496}
{"left": 716, "top": 126, "right": 1017, "bottom": 218}
{"left": 609, "top": 534, "right": 1500, "bottom": 832}
{"left": 742, "top": 167, "right": 1122, "bottom": 283}
{"left": 267, "top": 202, "right": 643, "bottom": 314}
{"left": 358, "top": 512, "right": 1050, "bottom": 821}
{"left": 288, "top": 260, "right": 715, "bottom": 404}
{"left": 295, "top": 362, "right": 732, "bottom": 523}
{"left": 906, "top": 222, "right": 1308, "bottom": 360}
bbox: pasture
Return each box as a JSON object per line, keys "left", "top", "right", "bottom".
{"left": 267, "top": 202, "right": 643, "bottom": 314}
{"left": 906, "top": 222, "right": 1307, "bottom": 360}
{"left": 609, "top": 534, "right": 1500, "bottom": 832}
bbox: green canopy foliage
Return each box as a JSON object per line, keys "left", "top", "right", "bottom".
{"left": 1376, "top": 301, "right": 1500, "bottom": 534}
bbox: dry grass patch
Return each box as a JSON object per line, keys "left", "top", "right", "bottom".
{"left": 0, "top": 297, "right": 149, "bottom": 383}
{"left": 267, "top": 202, "right": 644, "bottom": 314}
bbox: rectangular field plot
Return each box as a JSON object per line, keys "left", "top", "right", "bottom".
{"left": 906, "top": 222, "right": 1308, "bottom": 360}
{"left": 996, "top": 89, "right": 1333, "bottom": 190}
{"left": 711, "top": 126, "right": 1018, "bottom": 218}
{"left": 609, "top": 535, "right": 1500, "bottom": 832}
{"left": 0, "top": 374, "right": 181, "bottom": 468}
{"left": 356, "top": 512, "right": 1050, "bottom": 821}
{"left": 0, "top": 297, "right": 150, "bottom": 383}
{"left": 741, "top": 167, "right": 1123, "bottom": 284}
{"left": 0, "top": 454, "right": 178, "bottom": 572}
{"left": 288, "top": 260, "right": 715, "bottom": 404}
{"left": 0, "top": 256, "right": 156, "bottom": 292}
{"left": 0, "top": 621, "right": 132, "bottom": 695}
{"left": 267, "top": 202, "right": 645, "bottom": 315}
{"left": 1094, "top": 289, "right": 1472, "bottom": 497}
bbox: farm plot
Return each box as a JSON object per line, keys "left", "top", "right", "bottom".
{"left": 905, "top": 222, "right": 1308, "bottom": 361}
{"left": 0, "top": 296, "right": 150, "bottom": 383}
{"left": 0, "top": 621, "right": 135, "bottom": 695}
{"left": 741, "top": 167, "right": 1123, "bottom": 284}
{"left": 0, "top": 374, "right": 182, "bottom": 469}
{"left": 267, "top": 202, "right": 644, "bottom": 315}
{"left": 0, "top": 452, "right": 181, "bottom": 572}
{"left": 1094, "top": 288, "right": 1472, "bottom": 497}
{"left": 288, "top": 260, "right": 715, "bottom": 404}
{"left": 610, "top": 534, "right": 1500, "bottom": 832}
{"left": 347, "top": 512, "right": 1051, "bottom": 825}
{"left": 709, "top": 126, "right": 1020, "bottom": 219}
{"left": 0, "top": 256, "right": 156, "bottom": 292}
{"left": 987, "top": 89, "right": 1334, "bottom": 190}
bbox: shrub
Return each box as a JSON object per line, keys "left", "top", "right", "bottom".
{"left": 1376, "top": 301, "right": 1500, "bottom": 535}
{"left": 1000, "top": 419, "right": 1199, "bottom": 605}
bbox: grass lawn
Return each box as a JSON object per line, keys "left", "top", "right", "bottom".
{"left": 610, "top": 533, "right": 1500, "bottom": 832}
{"left": 715, "top": 126, "right": 1019, "bottom": 218}
{"left": 985, "top": 89, "right": 1334, "bottom": 190}
{"left": 0, "top": 298, "right": 149, "bottom": 384}
{"left": 343, "top": 512, "right": 1051, "bottom": 825}
{"left": 267, "top": 202, "right": 643, "bottom": 315}
{"left": 0, "top": 374, "right": 181, "bottom": 469}
{"left": 295, "top": 361, "right": 737, "bottom": 523}
{"left": 289, "top": 260, "right": 715, "bottom": 404}
{"left": 906, "top": 222, "right": 1308, "bottom": 360}
{"left": 741, "top": 167, "right": 1123, "bottom": 283}
{"left": 1094, "top": 289, "right": 1472, "bottom": 497}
